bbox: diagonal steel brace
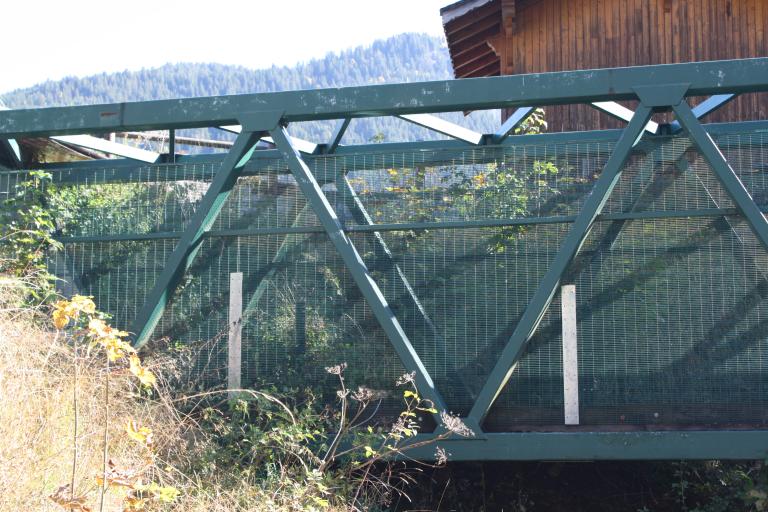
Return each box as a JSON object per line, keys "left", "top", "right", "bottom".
{"left": 130, "top": 124, "right": 272, "bottom": 348}
{"left": 335, "top": 172, "right": 449, "bottom": 367}
{"left": 673, "top": 101, "right": 768, "bottom": 251}
{"left": 466, "top": 104, "right": 655, "bottom": 425}
{"left": 271, "top": 126, "right": 448, "bottom": 419}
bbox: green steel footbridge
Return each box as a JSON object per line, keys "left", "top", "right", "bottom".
{"left": 2, "top": 58, "right": 768, "bottom": 460}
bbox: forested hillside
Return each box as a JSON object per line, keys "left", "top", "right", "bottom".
{"left": 1, "top": 33, "right": 497, "bottom": 144}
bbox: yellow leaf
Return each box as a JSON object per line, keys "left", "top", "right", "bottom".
{"left": 129, "top": 354, "right": 156, "bottom": 387}
{"left": 123, "top": 495, "right": 148, "bottom": 511}
{"left": 312, "top": 497, "right": 330, "bottom": 508}
{"left": 70, "top": 295, "right": 96, "bottom": 314}
{"left": 90, "top": 318, "right": 134, "bottom": 361}
{"left": 125, "top": 419, "right": 153, "bottom": 446}
{"left": 472, "top": 173, "right": 487, "bottom": 187}
{"left": 53, "top": 309, "right": 69, "bottom": 330}
{"left": 138, "top": 483, "right": 180, "bottom": 503}
{"left": 89, "top": 318, "right": 130, "bottom": 340}
{"left": 104, "top": 337, "right": 133, "bottom": 361}
{"left": 53, "top": 299, "right": 80, "bottom": 329}
{"left": 88, "top": 318, "right": 109, "bottom": 337}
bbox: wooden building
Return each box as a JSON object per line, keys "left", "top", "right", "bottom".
{"left": 441, "top": 0, "right": 768, "bottom": 131}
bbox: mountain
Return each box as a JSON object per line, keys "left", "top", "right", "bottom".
{"left": 1, "top": 33, "right": 498, "bottom": 146}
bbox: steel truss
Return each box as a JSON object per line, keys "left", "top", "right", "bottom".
{"left": 2, "top": 58, "right": 768, "bottom": 460}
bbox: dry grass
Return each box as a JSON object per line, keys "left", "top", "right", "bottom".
{"left": 0, "top": 284, "right": 350, "bottom": 511}
{"left": 0, "top": 306, "right": 246, "bottom": 510}
{"left": 0, "top": 277, "right": 195, "bottom": 511}
{"left": 0, "top": 307, "right": 144, "bottom": 509}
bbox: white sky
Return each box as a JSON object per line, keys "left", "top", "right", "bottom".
{"left": 1, "top": 0, "right": 449, "bottom": 94}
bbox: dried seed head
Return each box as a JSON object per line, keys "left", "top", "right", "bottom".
{"left": 325, "top": 362, "right": 347, "bottom": 375}
{"left": 395, "top": 371, "right": 416, "bottom": 386}
{"left": 435, "top": 446, "right": 448, "bottom": 465}
{"left": 440, "top": 411, "right": 475, "bottom": 437}
{"left": 351, "top": 386, "right": 375, "bottom": 402}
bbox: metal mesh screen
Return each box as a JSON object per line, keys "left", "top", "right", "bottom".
{"left": 22, "top": 129, "right": 768, "bottom": 431}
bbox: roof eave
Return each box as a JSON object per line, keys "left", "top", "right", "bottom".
{"left": 440, "top": 0, "right": 495, "bottom": 24}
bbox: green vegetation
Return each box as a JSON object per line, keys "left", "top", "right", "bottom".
{"left": 0, "top": 295, "right": 471, "bottom": 511}
{"left": 0, "top": 179, "right": 474, "bottom": 511}
{"left": 0, "top": 170, "right": 61, "bottom": 302}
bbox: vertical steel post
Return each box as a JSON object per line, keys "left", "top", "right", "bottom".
{"left": 168, "top": 129, "right": 176, "bottom": 163}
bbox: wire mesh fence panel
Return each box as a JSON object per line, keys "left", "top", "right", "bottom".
{"left": 336, "top": 141, "right": 616, "bottom": 225}
{"left": 21, "top": 126, "right": 768, "bottom": 432}
{"left": 48, "top": 239, "right": 177, "bottom": 330}
{"left": 574, "top": 215, "right": 768, "bottom": 426}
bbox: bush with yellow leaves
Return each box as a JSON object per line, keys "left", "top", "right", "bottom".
{"left": 48, "top": 295, "right": 176, "bottom": 512}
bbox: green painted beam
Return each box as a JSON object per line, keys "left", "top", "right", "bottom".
{"left": 402, "top": 430, "right": 768, "bottom": 461}
{"left": 130, "top": 129, "right": 265, "bottom": 348}
{"left": 336, "top": 172, "right": 449, "bottom": 369}
{"left": 24, "top": 118, "right": 768, "bottom": 187}
{"left": 692, "top": 94, "right": 739, "bottom": 119}
{"left": 466, "top": 104, "right": 655, "bottom": 426}
{"left": 270, "top": 126, "right": 449, "bottom": 419}
{"left": 669, "top": 94, "right": 738, "bottom": 132}
{"left": 0, "top": 105, "right": 21, "bottom": 168}
{"left": 491, "top": 106, "right": 535, "bottom": 144}
{"left": 0, "top": 139, "right": 21, "bottom": 169}
{"left": 673, "top": 101, "right": 768, "bottom": 251}
{"left": 1, "top": 58, "right": 767, "bottom": 138}
{"left": 221, "top": 124, "right": 319, "bottom": 154}
{"left": 326, "top": 118, "right": 350, "bottom": 154}
{"left": 53, "top": 206, "right": 768, "bottom": 245}
{"left": 34, "top": 128, "right": 624, "bottom": 185}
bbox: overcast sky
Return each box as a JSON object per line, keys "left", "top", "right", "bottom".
{"left": 2, "top": 0, "right": 449, "bottom": 94}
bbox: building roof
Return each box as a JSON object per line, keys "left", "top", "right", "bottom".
{"left": 440, "top": 0, "right": 495, "bottom": 22}
{"left": 441, "top": 0, "right": 501, "bottom": 79}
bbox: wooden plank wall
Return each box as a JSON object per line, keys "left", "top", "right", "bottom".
{"left": 497, "top": 0, "right": 768, "bottom": 131}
